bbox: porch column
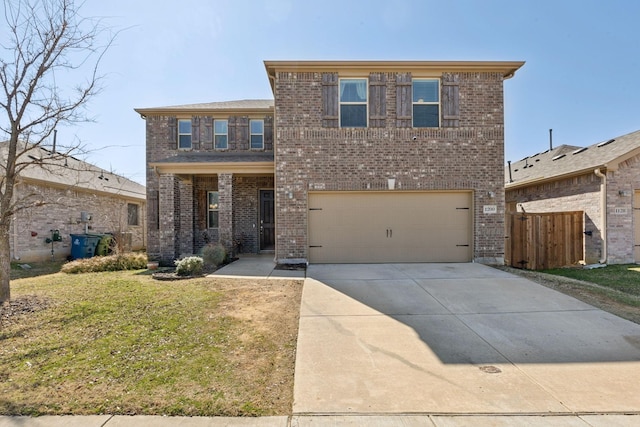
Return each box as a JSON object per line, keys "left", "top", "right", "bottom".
{"left": 158, "top": 174, "right": 178, "bottom": 263}
{"left": 178, "top": 178, "right": 194, "bottom": 256}
{"left": 218, "top": 173, "right": 234, "bottom": 252}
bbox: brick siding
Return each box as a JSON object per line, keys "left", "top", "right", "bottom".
{"left": 273, "top": 70, "right": 507, "bottom": 263}
{"left": 145, "top": 114, "right": 274, "bottom": 263}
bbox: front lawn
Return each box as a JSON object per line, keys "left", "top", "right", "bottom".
{"left": 543, "top": 264, "right": 640, "bottom": 297}
{"left": 0, "top": 270, "right": 302, "bottom": 416}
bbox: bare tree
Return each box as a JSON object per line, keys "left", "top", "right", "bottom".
{"left": 0, "top": 0, "right": 114, "bottom": 303}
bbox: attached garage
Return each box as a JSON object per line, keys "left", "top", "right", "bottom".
{"left": 308, "top": 191, "right": 472, "bottom": 263}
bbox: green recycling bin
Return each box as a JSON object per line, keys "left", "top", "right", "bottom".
{"left": 95, "top": 234, "right": 113, "bottom": 256}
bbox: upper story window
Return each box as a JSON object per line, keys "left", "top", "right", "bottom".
{"left": 178, "top": 119, "right": 192, "bottom": 149}
{"left": 412, "top": 79, "right": 440, "bottom": 128}
{"left": 214, "top": 120, "right": 228, "bottom": 149}
{"left": 250, "top": 119, "right": 264, "bottom": 149}
{"left": 339, "top": 78, "right": 367, "bottom": 128}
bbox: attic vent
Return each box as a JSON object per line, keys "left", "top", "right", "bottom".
{"left": 535, "top": 159, "right": 540, "bottom": 162}
{"left": 573, "top": 147, "right": 588, "bottom": 155}
{"left": 552, "top": 154, "right": 566, "bottom": 161}
{"left": 597, "top": 139, "right": 615, "bottom": 147}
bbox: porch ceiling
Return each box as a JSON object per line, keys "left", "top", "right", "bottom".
{"left": 149, "top": 152, "right": 274, "bottom": 175}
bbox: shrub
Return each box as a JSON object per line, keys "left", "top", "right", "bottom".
{"left": 174, "top": 256, "right": 204, "bottom": 276}
{"left": 62, "top": 253, "right": 148, "bottom": 274}
{"left": 201, "top": 243, "right": 226, "bottom": 268}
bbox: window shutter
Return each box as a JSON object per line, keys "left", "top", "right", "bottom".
{"left": 322, "top": 73, "right": 339, "bottom": 128}
{"left": 442, "top": 73, "right": 460, "bottom": 127}
{"left": 192, "top": 116, "right": 200, "bottom": 147}
{"left": 396, "top": 73, "right": 412, "bottom": 128}
{"left": 203, "top": 117, "right": 213, "bottom": 148}
{"left": 264, "top": 116, "right": 273, "bottom": 151}
{"left": 168, "top": 117, "right": 177, "bottom": 144}
{"left": 239, "top": 117, "right": 249, "bottom": 149}
{"left": 227, "top": 116, "right": 236, "bottom": 150}
{"left": 369, "top": 73, "right": 387, "bottom": 127}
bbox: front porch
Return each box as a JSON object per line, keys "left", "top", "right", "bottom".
{"left": 148, "top": 152, "right": 275, "bottom": 264}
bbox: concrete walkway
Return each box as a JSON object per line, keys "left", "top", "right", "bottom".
{"left": 210, "top": 254, "right": 305, "bottom": 279}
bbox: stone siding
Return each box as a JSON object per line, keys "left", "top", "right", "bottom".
{"left": 506, "top": 172, "right": 602, "bottom": 263}
{"left": 10, "top": 182, "right": 146, "bottom": 262}
{"left": 506, "top": 155, "right": 640, "bottom": 265}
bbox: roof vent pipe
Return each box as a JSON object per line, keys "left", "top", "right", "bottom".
{"left": 507, "top": 160, "right": 513, "bottom": 183}
{"left": 549, "top": 128, "right": 553, "bottom": 151}
{"left": 52, "top": 129, "right": 57, "bottom": 154}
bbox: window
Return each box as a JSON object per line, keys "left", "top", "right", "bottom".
{"left": 178, "top": 119, "right": 192, "bottom": 149}
{"left": 339, "top": 78, "right": 367, "bottom": 127}
{"left": 412, "top": 79, "right": 440, "bottom": 128}
{"left": 250, "top": 119, "right": 264, "bottom": 149}
{"left": 207, "top": 191, "right": 219, "bottom": 228}
{"left": 127, "top": 203, "right": 139, "bottom": 226}
{"left": 214, "top": 120, "right": 228, "bottom": 149}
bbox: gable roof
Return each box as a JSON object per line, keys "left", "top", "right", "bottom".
{"left": 135, "top": 99, "right": 274, "bottom": 116}
{"left": 506, "top": 129, "right": 640, "bottom": 188}
{"left": 0, "top": 141, "right": 145, "bottom": 201}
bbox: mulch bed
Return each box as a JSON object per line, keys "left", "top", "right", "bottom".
{"left": 0, "top": 295, "right": 53, "bottom": 326}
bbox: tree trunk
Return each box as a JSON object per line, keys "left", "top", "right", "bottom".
{"left": 0, "top": 221, "right": 11, "bottom": 303}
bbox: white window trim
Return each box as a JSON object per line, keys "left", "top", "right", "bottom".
{"left": 412, "top": 78, "right": 440, "bottom": 128}
{"left": 214, "top": 119, "right": 228, "bottom": 150}
{"left": 177, "top": 119, "right": 192, "bottom": 149}
{"left": 207, "top": 191, "right": 219, "bottom": 229}
{"left": 339, "top": 78, "right": 368, "bottom": 128}
{"left": 250, "top": 119, "right": 264, "bottom": 150}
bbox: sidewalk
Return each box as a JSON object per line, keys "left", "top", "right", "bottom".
{"left": 1, "top": 414, "right": 639, "bottom": 426}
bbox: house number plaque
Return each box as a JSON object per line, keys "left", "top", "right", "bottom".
{"left": 483, "top": 205, "right": 497, "bottom": 214}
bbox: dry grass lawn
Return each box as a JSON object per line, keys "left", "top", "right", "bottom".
{"left": 0, "top": 270, "right": 302, "bottom": 416}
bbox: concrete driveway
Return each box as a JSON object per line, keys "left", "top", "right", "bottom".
{"left": 294, "top": 263, "right": 640, "bottom": 414}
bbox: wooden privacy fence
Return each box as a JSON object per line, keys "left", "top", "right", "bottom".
{"left": 505, "top": 211, "right": 584, "bottom": 270}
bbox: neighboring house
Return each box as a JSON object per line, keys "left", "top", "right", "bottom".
{"left": 1, "top": 142, "right": 146, "bottom": 262}
{"left": 505, "top": 129, "right": 640, "bottom": 264}
{"left": 136, "top": 60, "right": 524, "bottom": 265}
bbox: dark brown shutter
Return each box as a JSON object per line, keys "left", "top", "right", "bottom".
{"left": 322, "top": 73, "right": 339, "bottom": 128}
{"left": 264, "top": 115, "right": 273, "bottom": 151}
{"left": 228, "top": 116, "right": 236, "bottom": 150}
{"left": 203, "top": 117, "right": 213, "bottom": 148}
{"left": 238, "top": 117, "right": 249, "bottom": 149}
{"left": 168, "top": 117, "right": 177, "bottom": 145}
{"left": 396, "top": 73, "right": 412, "bottom": 128}
{"left": 442, "top": 73, "right": 460, "bottom": 128}
{"left": 191, "top": 116, "right": 200, "bottom": 147}
{"left": 369, "top": 73, "right": 387, "bottom": 127}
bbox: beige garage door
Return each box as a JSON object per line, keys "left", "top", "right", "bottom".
{"left": 308, "top": 191, "right": 472, "bottom": 263}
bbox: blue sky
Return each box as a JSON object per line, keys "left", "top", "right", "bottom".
{"left": 46, "top": 0, "right": 640, "bottom": 184}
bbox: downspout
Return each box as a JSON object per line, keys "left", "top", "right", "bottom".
{"left": 594, "top": 168, "right": 607, "bottom": 263}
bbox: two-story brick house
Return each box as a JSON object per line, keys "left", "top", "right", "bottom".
{"left": 136, "top": 60, "right": 524, "bottom": 265}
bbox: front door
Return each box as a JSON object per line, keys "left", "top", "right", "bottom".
{"left": 260, "top": 190, "right": 275, "bottom": 251}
